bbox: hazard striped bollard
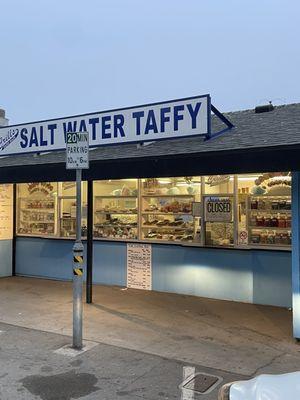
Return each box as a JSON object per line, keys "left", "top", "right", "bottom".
{"left": 73, "top": 241, "right": 84, "bottom": 349}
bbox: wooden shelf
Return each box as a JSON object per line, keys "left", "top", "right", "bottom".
{"left": 94, "top": 224, "right": 137, "bottom": 228}
{"left": 20, "top": 220, "right": 54, "bottom": 224}
{"left": 21, "top": 208, "right": 55, "bottom": 212}
{"left": 249, "top": 195, "right": 291, "bottom": 198}
{"left": 249, "top": 209, "right": 291, "bottom": 213}
{"left": 142, "top": 225, "right": 193, "bottom": 231}
{"left": 142, "top": 212, "right": 192, "bottom": 215}
{"left": 249, "top": 226, "right": 291, "bottom": 231}
{"left": 142, "top": 194, "right": 194, "bottom": 198}
{"left": 95, "top": 211, "right": 137, "bottom": 215}
{"left": 95, "top": 196, "right": 137, "bottom": 199}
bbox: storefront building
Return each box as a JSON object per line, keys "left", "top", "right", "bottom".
{"left": 0, "top": 98, "right": 300, "bottom": 337}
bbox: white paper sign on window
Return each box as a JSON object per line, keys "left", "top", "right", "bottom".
{"left": 127, "top": 243, "right": 152, "bottom": 290}
{"left": 0, "top": 184, "right": 13, "bottom": 240}
{"left": 204, "top": 196, "right": 233, "bottom": 223}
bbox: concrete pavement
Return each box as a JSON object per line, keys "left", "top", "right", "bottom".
{"left": 0, "top": 276, "right": 299, "bottom": 378}
{"left": 0, "top": 321, "right": 245, "bottom": 399}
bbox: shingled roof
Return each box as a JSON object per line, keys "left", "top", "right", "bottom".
{"left": 0, "top": 102, "right": 299, "bottom": 169}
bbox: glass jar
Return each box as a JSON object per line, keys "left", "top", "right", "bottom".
{"left": 278, "top": 215, "right": 286, "bottom": 228}
{"left": 271, "top": 216, "right": 278, "bottom": 227}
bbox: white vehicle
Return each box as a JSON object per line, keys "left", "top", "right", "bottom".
{"left": 218, "top": 372, "right": 300, "bottom": 400}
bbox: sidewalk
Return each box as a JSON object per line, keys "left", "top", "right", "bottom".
{"left": 0, "top": 276, "right": 299, "bottom": 377}
{"left": 0, "top": 321, "right": 245, "bottom": 399}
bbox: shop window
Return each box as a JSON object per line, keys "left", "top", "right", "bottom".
{"left": 16, "top": 174, "right": 292, "bottom": 250}
{"left": 203, "top": 175, "right": 234, "bottom": 247}
{"left": 204, "top": 175, "right": 234, "bottom": 195}
{"left": 58, "top": 182, "right": 87, "bottom": 238}
{"left": 17, "top": 182, "right": 58, "bottom": 237}
{"left": 237, "top": 172, "right": 291, "bottom": 248}
{"left": 93, "top": 179, "right": 138, "bottom": 240}
{"left": 140, "top": 177, "right": 201, "bottom": 244}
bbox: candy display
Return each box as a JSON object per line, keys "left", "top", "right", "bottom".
{"left": 94, "top": 192, "right": 138, "bottom": 239}
{"left": 141, "top": 186, "right": 199, "bottom": 242}
{"left": 18, "top": 190, "right": 56, "bottom": 236}
{"left": 16, "top": 174, "right": 292, "bottom": 249}
{"left": 248, "top": 195, "right": 291, "bottom": 247}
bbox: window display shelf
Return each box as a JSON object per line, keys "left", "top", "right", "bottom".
{"left": 21, "top": 220, "right": 55, "bottom": 224}
{"left": 143, "top": 235, "right": 195, "bottom": 242}
{"left": 95, "top": 211, "right": 137, "bottom": 215}
{"left": 247, "top": 192, "right": 291, "bottom": 248}
{"left": 142, "top": 194, "right": 194, "bottom": 198}
{"left": 141, "top": 188, "right": 197, "bottom": 242}
{"left": 142, "top": 225, "right": 194, "bottom": 231}
{"left": 94, "top": 195, "right": 137, "bottom": 199}
{"left": 95, "top": 223, "right": 137, "bottom": 228}
{"left": 21, "top": 209, "right": 55, "bottom": 213}
{"left": 249, "top": 226, "right": 291, "bottom": 231}
{"left": 249, "top": 209, "right": 291, "bottom": 213}
{"left": 142, "top": 212, "right": 192, "bottom": 215}
{"left": 15, "top": 174, "right": 292, "bottom": 250}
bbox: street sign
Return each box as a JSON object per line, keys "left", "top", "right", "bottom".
{"left": 66, "top": 131, "right": 89, "bottom": 350}
{"left": 66, "top": 132, "right": 89, "bottom": 170}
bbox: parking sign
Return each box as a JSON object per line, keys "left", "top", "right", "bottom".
{"left": 66, "top": 132, "right": 89, "bottom": 169}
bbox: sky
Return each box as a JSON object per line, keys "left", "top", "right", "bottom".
{"left": 0, "top": 0, "right": 299, "bottom": 124}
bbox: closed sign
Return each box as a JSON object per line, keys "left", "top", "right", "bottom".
{"left": 204, "top": 196, "right": 233, "bottom": 222}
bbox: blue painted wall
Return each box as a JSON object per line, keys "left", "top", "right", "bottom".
{"left": 292, "top": 171, "right": 300, "bottom": 338}
{"left": 0, "top": 239, "right": 12, "bottom": 277}
{"left": 15, "top": 237, "right": 292, "bottom": 307}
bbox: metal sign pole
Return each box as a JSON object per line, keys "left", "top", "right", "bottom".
{"left": 66, "top": 131, "right": 89, "bottom": 350}
{"left": 73, "top": 168, "right": 84, "bottom": 349}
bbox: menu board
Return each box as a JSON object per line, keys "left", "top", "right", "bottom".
{"left": 0, "top": 184, "right": 13, "bottom": 240}
{"left": 127, "top": 243, "right": 152, "bottom": 290}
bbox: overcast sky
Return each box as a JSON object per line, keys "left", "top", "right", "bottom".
{"left": 1, "top": 0, "right": 299, "bottom": 124}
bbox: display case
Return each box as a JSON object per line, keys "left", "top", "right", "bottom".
{"left": 140, "top": 177, "right": 201, "bottom": 243}
{"left": 93, "top": 180, "right": 138, "bottom": 240}
{"left": 248, "top": 195, "right": 291, "bottom": 247}
{"left": 237, "top": 172, "right": 292, "bottom": 249}
{"left": 17, "top": 183, "right": 57, "bottom": 236}
{"left": 58, "top": 182, "right": 88, "bottom": 238}
{"left": 16, "top": 173, "right": 292, "bottom": 250}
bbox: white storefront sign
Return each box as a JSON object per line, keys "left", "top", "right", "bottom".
{"left": 204, "top": 196, "right": 233, "bottom": 222}
{"left": 66, "top": 132, "right": 89, "bottom": 169}
{"left": 127, "top": 243, "right": 152, "bottom": 290}
{"left": 0, "top": 95, "right": 210, "bottom": 156}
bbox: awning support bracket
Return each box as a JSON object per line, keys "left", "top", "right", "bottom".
{"left": 205, "top": 104, "right": 234, "bottom": 141}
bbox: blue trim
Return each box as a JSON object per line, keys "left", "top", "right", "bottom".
{"left": 205, "top": 104, "right": 234, "bottom": 141}
{"left": 204, "top": 127, "right": 233, "bottom": 141}
{"left": 0, "top": 94, "right": 210, "bottom": 130}
{"left": 15, "top": 237, "right": 292, "bottom": 307}
{"left": 206, "top": 95, "right": 212, "bottom": 138}
{"left": 292, "top": 172, "right": 300, "bottom": 338}
{"left": 211, "top": 105, "right": 234, "bottom": 129}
